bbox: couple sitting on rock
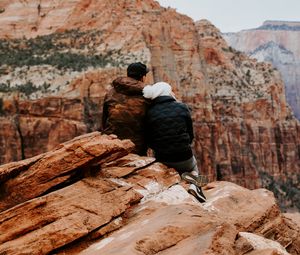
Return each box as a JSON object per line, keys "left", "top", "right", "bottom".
{"left": 102, "top": 62, "right": 206, "bottom": 203}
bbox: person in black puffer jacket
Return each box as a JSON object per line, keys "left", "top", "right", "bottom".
{"left": 143, "top": 82, "right": 206, "bottom": 203}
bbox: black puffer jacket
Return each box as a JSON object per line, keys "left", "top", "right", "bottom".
{"left": 145, "top": 96, "right": 194, "bottom": 162}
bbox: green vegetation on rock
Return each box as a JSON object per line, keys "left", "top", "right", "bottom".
{"left": 0, "top": 82, "right": 51, "bottom": 96}
{"left": 0, "top": 30, "right": 119, "bottom": 71}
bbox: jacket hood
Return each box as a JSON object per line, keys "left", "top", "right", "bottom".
{"left": 143, "top": 82, "right": 172, "bottom": 100}
{"left": 152, "top": 96, "right": 176, "bottom": 105}
{"left": 112, "top": 77, "right": 144, "bottom": 95}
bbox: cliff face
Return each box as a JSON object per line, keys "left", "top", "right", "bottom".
{"left": 0, "top": 133, "right": 299, "bottom": 254}
{"left": 223, "top": 20, "right": 300, "bottom": 120}
{"left": 0, "top": 68, "right": 121, "bottom": 163}
{"left": 194, "top": 20, "right": 300, "bottom": 210}
{"left": 0, "top": 1, "right": 299, "bottom": 210}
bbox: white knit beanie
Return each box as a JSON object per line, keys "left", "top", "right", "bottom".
{"left": 143, "top": 82, "right": 172, "bottom": 100}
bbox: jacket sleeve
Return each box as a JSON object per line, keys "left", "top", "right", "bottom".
{"left": 185, "top": 105, "right": 194, "bottom": 143}
{"left": 143, "top": 99, "right": 152, "bottom": 145}
{"left": 144, "top": 110, "right": 151, "bottom": 148}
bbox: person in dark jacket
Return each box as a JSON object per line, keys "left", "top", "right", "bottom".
{"left": 102, "top": 62, "right": 150, "bottom": 155}
{"left": 143, "top": 82, "right": 206, "bottom": 203}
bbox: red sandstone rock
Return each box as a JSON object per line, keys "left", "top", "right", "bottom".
{"left": 0, "top": 132, "right": 134, "bottom": 212}
{"left": 77, "top": 181, "right": 300, "bottom": 255}
{"left": 0, "top": 134, "right": 299, "bottom": 254}
{"left": 0, "top": 179, "right": 142, "bottom": 254}
{"left": 0, "top": 118, "right": 23, "bottom": 163}
{"left": 284, "top": 213, "right": 300, "bottom": 229}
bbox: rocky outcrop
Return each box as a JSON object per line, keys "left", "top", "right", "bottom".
{"left": 0, "top": 132, "right": 134, "bottom": 212}
{"left": 0, "top": 133, "right": 299, "bottom": 254}
{"left": 0, "top": 1, "right": 299, "bottom": 211}
{"left": 223, "top": 20, "right": 300, "bottom": 120}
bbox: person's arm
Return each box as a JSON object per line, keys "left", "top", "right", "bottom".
{"left": 185, "top": 105, "right": 194, "bottom": 143}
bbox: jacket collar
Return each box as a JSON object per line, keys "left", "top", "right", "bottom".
{"left": 112, "top": 76, "right": 144, "bottom": 95}
{"left": 152, "top": 96, "right": 176, "bottom": 105}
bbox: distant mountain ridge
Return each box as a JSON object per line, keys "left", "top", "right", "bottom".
{"left": 250, "top": 41, "right": 293, "bottom": 56}
{"left": 223, "top": 20, "right": 300, "bottom": 120}
{"left": 250, "top": 41, "right": 295, "bottom": 64}
{"left": 257, "top": 20, "right": 300, "bottom": 31}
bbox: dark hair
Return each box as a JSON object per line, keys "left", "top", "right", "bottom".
{"left": 129, "top": 74, "right": 144, "bottom": 81}
{"left": 127, "top": 62, "right": 149, "bottom": 80}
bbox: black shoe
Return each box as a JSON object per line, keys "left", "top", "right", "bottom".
{"left": 188, "top": 184, "right": 206, "bottom": 203}
{"left": 181, "top": 172, "right": 208, "bottom": 187}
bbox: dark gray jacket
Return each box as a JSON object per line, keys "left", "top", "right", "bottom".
{"left": 145, "top": 96, "right": 194, "bottom": 162}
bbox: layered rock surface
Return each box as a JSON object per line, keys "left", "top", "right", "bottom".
{"left": 0, "top": 133, "right": 299, "bottom": 255}
{"left": 223, "top": 20, "right": 300, "bottom": 120}
{"left": 0, "top": 1, "right": 299, "bottom": 210}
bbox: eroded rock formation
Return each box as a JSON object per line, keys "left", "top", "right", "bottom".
{"left": 194, "top": 20, "right": 300, "bottom": 211}
{"left": 0, "top": 133, "right": 299, "bottom": 254}
{"left": 223, "top": 20, "right": 300, "bottom": 120}
{"left": 0, "top": 1, "right": 299, "bottom": 210}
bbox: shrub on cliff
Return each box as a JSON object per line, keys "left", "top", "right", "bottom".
{"left": 0, "top": 30, "right": 116, "bottom": 71}
{"left": 0, "top": 82, "right": 51, "bottom": 97}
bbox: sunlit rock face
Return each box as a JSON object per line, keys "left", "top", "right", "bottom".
{"left": 223, "top": 20, "right": 300, "bottom": 120}
{"left": 0, "top": 1, "right": 299, "bottom": 210}
{"left": 0, "top": 133, "right": 299, "bottom": 254}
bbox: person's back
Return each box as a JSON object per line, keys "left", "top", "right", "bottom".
{"left": 143, "top": 82, "right": 206, "bottom": 203}
{"left": 146, "top": 96, "right": 194, "bottom": 163}
{"left": 102, "top": 62, "right": 149, "bottom": 155}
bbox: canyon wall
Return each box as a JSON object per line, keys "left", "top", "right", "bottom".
{"left": 224, "top": 20, "right": 300, "bottom": 120}
{"left": 0, "top": 1, "right": 299, "bottom": 210}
